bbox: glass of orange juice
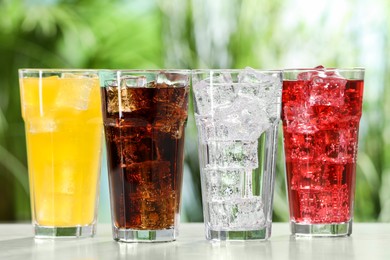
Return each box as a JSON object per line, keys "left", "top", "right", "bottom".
{"left": 19, "top": 69, "right": 103, "bottom": 238}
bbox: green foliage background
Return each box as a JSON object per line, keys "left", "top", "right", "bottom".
{"left": 0, "top": 0, "right": 387, "bottom": 222}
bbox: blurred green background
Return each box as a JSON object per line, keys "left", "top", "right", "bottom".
{"left": 0, "top": 0, "right": 387, "bottom": 223}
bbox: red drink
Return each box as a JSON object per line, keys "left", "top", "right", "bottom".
{"left": 101, "top": 81, "right": 188, "bottom": 232}
{"left": 282, "top": 68, "right": 364, "bottom": 228}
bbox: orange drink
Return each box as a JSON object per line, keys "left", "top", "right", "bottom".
{"left": 19, "top": 69, "right": 102, "bottom": 238}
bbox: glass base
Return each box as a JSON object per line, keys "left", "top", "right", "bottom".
{"left": 34, "top": 224, "right": 96, "bottom": 238}
{"left": 291, "top": 220, "right": 352, "bottom": 237}
{"left": 113, "top": 227, "right": 177, "bottom": 243}
{"left": 206, "top": 227, "right": 270, "bottom": 241}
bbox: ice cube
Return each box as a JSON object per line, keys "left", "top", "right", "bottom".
{"left": 192, "top": 73, "right": 236, "bottom": 115}
{"left": 27, "top": 117, "right": 57, "bottom": 133}
{"left": 124, "top": 161, "right": 171, "bottom": 191}
{"left": 104, "top": 86, "right": 121, "bottom": 113}
{"left": 194, "top": 74, "right": 278, "bottom": 141}
{"left": 154, "top": 104, "right": 187, "bottom": 139}
{"left": 238, "top": 67, "right": 262, "bottom": 84}
{"left": 297, "top": 67, "right": 347, "bottom": 107}
{"left": 236, "top": 82, "right": 261, "bottom": 99}
{"left": 193, "top": 84, "right": 236, "bottom": 113}
{"left": 211, "top": 84, "right": 237, "bottom": 108}
{"left": 104, "top": 79, "right": 118, "bottom": 88}
{"left": 297, "top": 66, "right": 325, "bottom": 81}
{"left": 126, "top": 87, "right": 153, "bottom": 113}
{"left": 215, "top": 72, "right": 233, "bottom": 84}
{"left": 153, "top": 85, "right": 188, "bottom": 106}
{"left": 283, "top": 101, "right": 319, "bottom": 134}
{"left": 203, "top": 72, "right": 236, "bottom": 107}
{"left": 105, "top": 85, "right": 153, "bottom": 113}
{"left": 204, "top": 168, "right": 246, "bottom": 201}
{"left": 207, "top": 140, "right": 258, "bottom": 168}
{"left": 228, "top": 95, "right": 270, "bottom": 135}
{"left": 193, "top": 69, "right": 281, "bottom": 118}
{"left": 158, "top": 120, "right": 187, "bottom": 139}
{"left": 316, "top": 186, "right": 350, "bottom": 222}
{"left": 153, "top": 87, "right": 188, "bottom": 139}
{"left": 310, "top": 88, "right": 361, "bottom": 130}
{"left": 318, "top": 129, "right": 357, "bottom": 164}
{"left": 311, "top": 106, "right": 342, "bottom": 130}
{"left": 56, "top": 75, "right": 97, "bottom": 111}
{"left": 195, "top": 115, "right": 221, "bottom": 142}
{"left": 127, "top": 191, "right": 176, "bottom": 228}
{"left": 238, "top": 67, "right": 278, "bottom": 85}
{"left": 156, "top": 72, "right": 189, "bottom": 88}
{"left": 192, "top": 81, "right": 212, "bottom": 115}
{"left": 297, "top": 190, "right": 321, "bottom": 222}
{"left": 208, "top": 197, "right": 265, "bottom": 230}
{"left": 118, "top": 135, "right": 154, "bottom": 165}
{"left": 324, "top": 164, "right": 345, "bottom": 186}
{"left": 237, "top": 69, "right": 282, "bottom": 123}
{"left": 234, "top": 197, "right": 265, "bottom": 228}
{"left": 284, "top": 132, "right": 324, "bottom": 162}
{"left": 282, "top": 79, "right": 310, "bottom": 108}
{"left": 297, "top": 185, "right": 349, "bottom": 223}
{"left": 104, "top": 76, "right": 152, "bottom": 113}
{"left": 196, "top": 112, "right": 268, "bottom": 142}
{"left": 238, "top": 67, "right": 282, "bottom": 99}
{"left": 309, "top": 75, "right": 347, "bottom": 107}
{"left": 194, "top": 72, "right": 233, "bottom": 85}
{"left": 289, "top": 162, "right": 327, "bottom": 190}
{"left": 123, "top": 76, "right": 147, "bottom": 88}
{"left": 195, "top": 95, "right": 270, "bottom": 141}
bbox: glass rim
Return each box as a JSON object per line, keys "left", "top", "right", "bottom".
{"left": 18, "top": 68, "right": 100, "bottom": 73}
{"left": 282, "top": 67, "right": 365, "bottom": 73}
{"left": 99, "top": 69, "right": 192, "bottom": 74}
{"left": 191, "top": 69, "right": 282, "bottom": 74}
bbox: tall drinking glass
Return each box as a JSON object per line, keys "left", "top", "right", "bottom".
{"left": 19, "top": 69, "right": 103, "bottom": 238}
{"left": 100, "top": 70, "right": 190, "bottom": 242}
{"left": 282, "top": 67, "right": 365, "bottom": 236}
{"left": 192, "top": 68, "right": 282, "bottom": 241}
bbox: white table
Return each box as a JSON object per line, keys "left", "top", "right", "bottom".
{"left": 0, "top": 223, "right": 389, "bottom": 260}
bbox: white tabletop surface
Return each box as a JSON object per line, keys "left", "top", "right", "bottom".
{"left": 0, "top": 223, "right": 389, "bottom": 260}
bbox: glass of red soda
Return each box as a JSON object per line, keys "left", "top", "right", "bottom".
{"left": 99, "top": 70, "right": 190, "bottom": 242}
{"left": 282, "top": 67, "right": 364, "bottom": 237}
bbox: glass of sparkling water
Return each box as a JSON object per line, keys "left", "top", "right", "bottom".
{"left": 192, "top": 68, "right": 282, "bottom": 241}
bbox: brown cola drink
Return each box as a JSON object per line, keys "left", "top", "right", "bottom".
{"left": 100, "top": 71, "right": 189, "bottom": 242}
